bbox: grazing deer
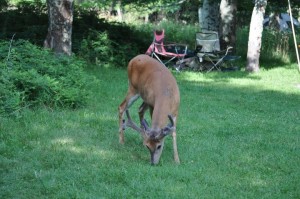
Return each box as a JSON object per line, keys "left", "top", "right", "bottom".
{"left": 118, "top": 54, "right": 180, "bottom": 165}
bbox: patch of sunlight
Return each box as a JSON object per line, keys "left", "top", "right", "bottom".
{"left": 91, "top": 148, "right": 114, "bottom": 157}
{"left": 251, "top": 178, "right": 267, "bottom": 187}
{"left": 68, "top": 145, "right": 115, "bottom": 159}
{"left": 83, "top": 111, "right": 116, "bottom": 121}
{"left": 240, "top": 153, "right": 255, "bottom": 165}
{"left": 177, "top": 71, "right": 211, "bottom": 83}
{"left": 51, "top": 137, "right": 114, "bottom": 159}
{"left": 52, "top": 137, "right": 74, "bottom": 145}
{"left": 178, "top": 67, "right": 300, "bottom": 95}
{"left": 228, "top": 78, "right": 300, "bottom": 94}
{"left": 168, "top": 184, "right": 187, "bottom": 195}
{"left": 68, "top": 146, "right": 84, "bottom": 154}
{"left": 32, "top": 123, "right": 47, "bottom": 132}
{"left": 63, "top": 120, "right": 81, "bottom": 129}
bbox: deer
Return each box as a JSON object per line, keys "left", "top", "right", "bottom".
{"left": 118, "top": 54, "right": 180, "bottom": 165}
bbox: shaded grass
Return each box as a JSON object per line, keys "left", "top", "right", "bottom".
{"left": 1, "top": 66, "right": 300, "bottom": 198}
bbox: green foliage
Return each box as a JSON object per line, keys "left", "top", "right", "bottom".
{"left": 79, "top": 30, "right": 113, "bottom": 65}
{"left": 77, "top": 28, "right": 140, "bottom": 67}
{"left": 261, "top": 30, "right": 292, "bottom": 63}
{"left": 237, "top": 27, "right": 300, "bottom": 65}
{"left": 176, "top": 0, "right": 199, "bottom": 23}
{"left": 0, "top": 1, "right": 48, "bottom": 45}
{"left": 0, "top": 67, "right": 21, "bottom": 116}
{"left": 0, "top": 0, "right": 8, "bottom": 10}
{"left": 0, "top": 40, "right": 92, "bottom": 116}
{"left": 96, "top": 20, "right": 200, "bottom": 66}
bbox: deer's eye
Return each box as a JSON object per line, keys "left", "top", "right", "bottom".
{"left": 157, "top": 145, "right": 162, "bottom": 150}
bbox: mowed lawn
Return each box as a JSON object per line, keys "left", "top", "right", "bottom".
{"left": 1, "top": 65, "right": 300, "bottom": 198}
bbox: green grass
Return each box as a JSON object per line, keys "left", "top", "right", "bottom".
{"left": 1, "top": 65, "right": 300, "bottom": 198}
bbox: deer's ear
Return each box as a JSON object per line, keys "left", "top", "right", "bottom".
{"left": 162, "top": 126, "right": 175, "bottom": 136}
{"left": 156, "top": 115, "right": 176, "bottom": 139}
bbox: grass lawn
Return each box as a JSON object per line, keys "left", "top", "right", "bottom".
{"left": 1, "top": 64, "right": 300, "bottom": 198}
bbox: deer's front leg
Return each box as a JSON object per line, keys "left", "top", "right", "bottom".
{"left": 171, "top": 116, "right": 180, "bottom": 164}
{"left": 172, "top": 130, "right": 180, "bottom": 164}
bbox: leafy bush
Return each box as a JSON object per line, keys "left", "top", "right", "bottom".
{"left": 261, "top": 30, "right": 288, "bottom": 62}
{"left": 236, "top": 27, "right": 300, "bottom": 65}
{"left": 78, "top": 30, "right": 113, "bottom": 65}
{"left": 77, "top": 28, "right": 140, "bottom": 67}
{"left": 0, "top": 40, "right": 92, "bottom": 116}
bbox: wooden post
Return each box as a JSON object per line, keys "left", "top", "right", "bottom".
{"left": 287, "top": 0, "right": 300, "bottom": 73}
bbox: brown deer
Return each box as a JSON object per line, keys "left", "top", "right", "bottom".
{"left": 118, "top": 54, "right": 180, "bottom": 165}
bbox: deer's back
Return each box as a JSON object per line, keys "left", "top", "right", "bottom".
{"left": 127, "top": 55, "right": 180, "bottom": 111}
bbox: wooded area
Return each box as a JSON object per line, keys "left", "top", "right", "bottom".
{"left": 1, "top": 0, "right": 300, "bottom": 72}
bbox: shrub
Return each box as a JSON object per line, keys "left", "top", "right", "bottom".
{"left": 0, "top": 40, "right": 92, "bottom": 116}
{"left": 237, "top": 27, "right": 300, "bottom": 65}
{"left": 77, "top": 28, "right": 141, "bottom": 67}
{"left": 78, "top": 29, "right": 113, "bottom": 65}
{"left": 261, "top": 30, "right": 291, "bottom": 63}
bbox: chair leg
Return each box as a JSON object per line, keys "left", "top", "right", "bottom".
{"left": 206, "top": 57, "right": 224, "bottom": 72}
{"left": 152, "top": 53, "right": 166, "bottom": 66}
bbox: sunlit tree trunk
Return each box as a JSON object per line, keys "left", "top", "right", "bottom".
{"left": 144, "top": 14, "right": 149, "bottom": 23}
{"left": 44, "top": 0, "right": 74, "bottom": 56}
{"left": 117, "top": 0, "right": 124, "bottom": 22}
{"left": 199, "top": 0, "right": 220, "bottom": 31}
{"left": 220, "top": 0, "right": 237, "bottom": 50}
{"left": 246, "top": 0, "right": 267, "bottom": 72}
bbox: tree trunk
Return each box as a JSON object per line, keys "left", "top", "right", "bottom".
{"left": 44, "top": 0, "right": 74, "bottom": 56}
{"left": 116, "top": 0, "right": 123, "bottom": 22}
{"left": 246, "top": 0, "right": 267, "bottom": 72}
{"left": 220, "top": 0, "right": 237, "bottom": 50}
{"left": 199, "top": 0, "right": 220, "bottom": 32}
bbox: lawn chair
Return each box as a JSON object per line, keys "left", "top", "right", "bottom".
{"left": 145, "top": 29, "right": 188, "bottom": 67}
{"left": 195, "top": 30, "right": 240, "bottom": 72}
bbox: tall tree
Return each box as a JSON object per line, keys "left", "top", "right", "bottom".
{"left": 44, "top": 0, "right": 74, "bottom": 56}
{"left": 219, "top": 0, "right": 237, "bottom": 50}
{"left": 246, "top": 0, "right": 267, "bottom": 72}
{"left": 199, "top": 0, "right": 220, "bottom": 31}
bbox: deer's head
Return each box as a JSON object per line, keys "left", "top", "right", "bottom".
{"left": 124, "top": 110, "right": 175, "bottom": 165}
